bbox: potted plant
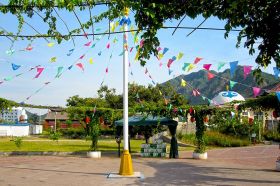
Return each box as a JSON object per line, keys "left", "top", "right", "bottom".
{"left": 86, "top": 116, "right": 101, "bottom": 158}
{"left": 192, "top": 111, "right": 207, "bottom": 159}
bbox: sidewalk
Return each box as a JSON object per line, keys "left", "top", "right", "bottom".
{"left": 0, "top": 145, "right": 279, "bottom": 186}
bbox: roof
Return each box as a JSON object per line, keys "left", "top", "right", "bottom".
{"left": 45, "top": 112, "right": 69, "bottom": 120}
{"left": 211, "top": 91, "right": 245, "bottom": 106}
{"left": 115, "top": 115, "right": 178, "bottom": 126}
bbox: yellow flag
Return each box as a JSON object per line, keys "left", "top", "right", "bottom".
{"left": 177, "top": 52, "right": 184, "bottom": 60}
{"left": 110, "top": 22, "right": 115, "bottom": 32}
{"left": 135, "top": 51, "right": 140, "bottom": 61}
{"left": 50, "top": 57, "right": 56, "bottom": 62}
{"left": 181, "top": 79, "right": 187, "bottom": 87}
{"left": 187, "top": 64, "right": 195, "bottom": 72}
{"left": 159, "top": 90, "right": 162, "bottom": 96}
{"left": 47, "top": 42, "right": 55, "bottom": 47}
{"left": 158, "top": 53, "right": 164, "bottom": 60}
{"left": 89, "top": 58, "right": 93, "bottom": 64}
{"left": 130, "top": 25, "right": 135, "bottom": 36}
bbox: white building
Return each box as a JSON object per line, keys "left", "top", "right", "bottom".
{"left": 0, "top": 107, "right": 28, "bottom": 123}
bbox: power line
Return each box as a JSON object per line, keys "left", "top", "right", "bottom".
{"left": 0, "top": 26, "right": 242, "bottom": 38}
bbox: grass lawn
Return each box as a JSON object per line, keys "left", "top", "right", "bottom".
{"left": 0, "top": 137, "right": 194, "bottom": 152}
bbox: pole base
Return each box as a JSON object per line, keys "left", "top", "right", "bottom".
{"left": 119, "top": 150, "right": 134, "bottom": 175}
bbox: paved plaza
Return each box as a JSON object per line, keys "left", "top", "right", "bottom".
{"left": 0, "top": 145, "right": 279, "bottom": 186}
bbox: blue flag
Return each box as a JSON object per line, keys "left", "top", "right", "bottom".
{"left": 273, "top": 67, "right": 280, "bottom": 78}
{"left": 12, "top": 63, "right": 21, "bottom": 70}
{"left": 276, "top": 92, "right": 280, "bottom": 103}
{"left": 229, "top": 61, "right": 238, "bottom": 77}
{"left": 162, "top": 48, "right": 169, "bottom": 55}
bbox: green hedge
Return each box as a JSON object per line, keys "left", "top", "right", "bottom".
{"left": 180, "top": 131, "right": 250, "bottom": 147}
{"left": 263, "top": 131, "right": 280, "bottom": 142}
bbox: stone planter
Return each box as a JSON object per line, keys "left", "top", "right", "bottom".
{"left": 192, "top": 152, "right": 207, "bottom": 160}
{"left": 276, "top": 161, "right": 280, "bottom": 171}
{"left": 87, "top": 151, "right": 101, "bottom": 158}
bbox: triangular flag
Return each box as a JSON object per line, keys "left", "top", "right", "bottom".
{"left": 162, "top": 48, "right": 169, "bottom": 55}
{"left": 130, "top": 47, "right": 134, "bottom": 52}
{"left": 45, "top": 82, "right": 50, "bottom": 85}
{"left": 203, "top": 64, "right": 212, "bottom": 71}
{"left": 34, "top": 67, "right": 44, "bottom": 78}
{"left": 181, "top": 79, "right": 187, "bottom": 87}
{"left": 159, "top": 62, "right": 163, "bottom": 67}
{"left": 187, "top": 64, "right": 195, "bottom": 72}
{"left": 110, "top": 54, "right": 113, "bottom": 59}
{"left": 76, "top": 63, "right": 84, "bottom": 71}
{"left": 145, "top": 68, "right": 148, "bottom": 74}
{"left": 229, "top": 80, "right": 237, "bottom": 89}
{"left": 152, "top": 80, "right": 155, "bottom": 85}
{"left": 84, "top": 41, "right": 92, "bottom": 46}
{"left": 253, "top": 87, "right": 261, "bottom": 97}
{"left": 182, "top": 63, "right": 190, "bottom": 71}
{"left": 47, "top": 42, "right": 55, "bottom": 47}
{"left": 193, "top": 57, "right": 202, "bottom": 64}
{"left": 273, "top": 67, "right": 280, "bottom": 78}
{"left": 177, "top": 52, "right": 184, "bottom": 60}
{"left": 26, "top": 45, "right": 33, "bottom": 51}
{"left": 192, "top": 89, "right": 200, "bottom": 96}
{"left": 243, "top": 66, "right": 252, "bottom": 79}
{"left": 230, "top": 61, "right": 238, "bottom": 77}
{"left": 6, "top": 49, "right": 15, "bottom": 55}
{"left": 276, "top": 92, "right": 280, "bottom": 102}
{"left": 4, "top": 77, "right": 13, "bottom": 81}
{"left": 139, "top": 39, "right": 144, "bottom": 48}
{"left": 158, "top": 53, "right": 164, "bottom": 60}
{"left": 106, "top": 43, "right": 110, "bottom": 49}
{"left": 157, "top": 47, "right": 162, "bottom": 52}
{"left": 16, "top": 73, "right": 23, "bottom": 77}
{"left": 159, "top": 90, "right": 162, "bottom": 96}
{"left": 68, "top": 65, "right": 73, "bottom": 70}
{"left": 119, "top": 51, "right": 124, "bottom": 56}
{"left": 89, "top": 58, "right": 93, "bottom": 64}
{"left": 207, "top": 72, "right": 215, "bottom": 80}
{"left": 98, "top": 51, "right": 102, "bottom": 56}
{"left": 91, "top": 43, "right": 96, "bottom": 48}
{"left": 167, "top": 58, "right": 175, "bottom": 68}
{"left": 67, "top": 49, "right": 74, "bottom": 56}
{"left": 168, "top": 69, "right": 173, "bottom": 75}
{"left": 12, "top": 63, "right": 21, "bottom": 70}
{"left": 79, "top": 54, "right": 85, "bottom": 59}
{"left": 202, "top": 96, "right": 206, "bottom": 100}
{"left": 50, "top": 57, "right": 57, "bottom": 62}
{"left": 217, "top": 62, "right": 226, "bottom": 71}
{"left": 105, "top": 67, "right": 108, "bottom": 73}
{"left": 55, "top": 66, "right": 64, "bottom": 78}
{"left": 110, "top": 22, "right": 116, "bottom": 32}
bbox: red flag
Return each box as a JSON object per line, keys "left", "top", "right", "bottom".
{"left": 207, "top": 72, "right": 215, "bottom": 80}
{"left": 193, "top": 57, "right": 203, "bottom": 64}
{"left": 76, "top": 63, "right": 84, "bottom": 71}
{"left": 106, "top": 67, "right": 108, "bottom": 73}
{"left": 79, "top": 54, "right": 85, "bottom": 59}
{"left": 84, "top": 41, "right": 92, "bottom": 46}
{"left": 203, "top": 64, "right": 212, "bottom": 71}
{"left": 106, "top": 43, "right": 110, "bottom": 49}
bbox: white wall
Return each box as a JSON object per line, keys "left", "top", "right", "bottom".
{"left": 30, "top": 125, "right": 43, "bottom": 134}
{"left": 0, "top": 125, "right": 30, "bottom": 137}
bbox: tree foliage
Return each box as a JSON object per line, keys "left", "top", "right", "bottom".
{"left": 0, "top": 0, "right": 279, "bottom": 69}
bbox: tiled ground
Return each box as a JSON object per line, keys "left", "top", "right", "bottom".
{"left": 0, "top": 144, "right": 279, "bottom": 186}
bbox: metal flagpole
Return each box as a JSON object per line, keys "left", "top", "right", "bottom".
{"left": 119, "top": 7, "right": 134, "bottom": 176}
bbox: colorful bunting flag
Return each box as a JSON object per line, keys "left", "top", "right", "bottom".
{"left": 167, "top": 58, "right": 175, "bottom": 68}
{"left": 34, "top": 67, "right": 44, "bottom": 78}
{"left": 55, "top": 66, "right": 63, "bottom": 78}
{"left": 45, "top": 82, "right": 50, "bottom": 85}
{"left": 203, "top": 64, "right": 212, "bottom": 71}
{"left": 89, "top": 58, "right": 93, "bottom": 64}
{"left": 159, "top": 90, "right": 162, "bottom": 96}
{"left": 273, "top": 67, "right": 280, "bottom": 78}
{"left": 50, "top": 57, "right": 57, "bottom": 62}
{"left": 202, "top": 96, "right": 206, "bottom": 101}
{"left": 26, "top": 45, "right": 33, "bottom": 51}
{"left": 79, "top": 54, "right": 85, "bottom": 59}
{"left": 91, "top": 43, "right": 96, "bottom": 48}
{"left": 84, "top": 41, "right": 92, "bottom": 46}
{"left": 110, "top": 22, "right": 116, "bottom": 32}
{"left": 68, "top": 65, "right": 73, "bottom": 70}
{"left": 193, "top": 57, "right": 203, "bottom": 64}
{"left": 182, "top": 63, "right": 190, "bottom": 71}
{"left": 217, "top": 62, "right": 226, "bottom": 71}
{"left": 162, "top": 48, "right": 169, "bottom": 55}
{"left": 207, "top": 72, "right": 215, "bottom": 80}
{"left": 119, "top": 51, "right": 124, "bottom": 56}
{"left": 76, "top": 63, "right": 84, "bottom": 72}
{"left": 159, "top": 62, "right": 163, "bottom": 67}
{"left": 105, "top": 67, "right": 108, "bottom": 73}
{"left": 253, "top": 87, "right": 261, "bottom": 97}
{"left": 168, "top": 69, "right": 173, "bottom": 75}
{"left": 47, "top": 42, "right": 55, "bottom": 47}
{"left": 187, "top": 64, "right": 195, "bottom": 72}
{"left": 230, "top": 61, "right": 238, "bottom": 77}
{"left": 229, "top": 80, "right": 237, "bottom": 89}
{"left": 98, "top": 51, "right": 102, "bottom": 56}
{"left": 192, "top": 89, "right": 200, "bottom": 96}
{"left": 6, "top": 49, "right": 15, "bottom": 55}
{"left": 157, "top": 47, "right": 162, "bottom": 52}
{"left": 4, "top": 77, "right": 12, "bottom": 81}
{"left": 177, "top": 52, "right": 184, "bottom": 60}
{"left": 243, "top": 66, "right": 252, "bottom": 79}
{"left": 145, "top": 68, "right": 148, "bottom": 74}
{"left": 12, "top": 63, "right": 21, "bottom": 71}
{"left": 67, "top": 49, "right": 74, "bottom": 56}
{"left": 181, "top": 79, "right": 187, "bottom": 87}
{"left": 158, "top": 53, "right": 164, "bottom": 60}
{"left": 130, "top": 47, "right": 134, "bottom": 52}
{"left": 106, "top": 43, "right": 110, "bottom": 49}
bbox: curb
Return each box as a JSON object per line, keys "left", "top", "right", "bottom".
{"left": 0, "top": 151, "right": 120, "bottom": 157}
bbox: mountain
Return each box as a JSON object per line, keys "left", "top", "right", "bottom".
{"left": 162, "top": 66, "right": 279, "bottom": 105}
{"left": 26, "top": 110, "right": 47, "bottom": 124}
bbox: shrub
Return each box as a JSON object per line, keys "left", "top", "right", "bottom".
{"left": 263, "top": 131, "right": 280, "bottom": 142}
{"left": 13, "top": 137, "right": 23, "bottom": 148}
{"left": 49, "top": 131, "right": 61, "bottom": 142}
{"left": 59, "top": 128, "right": 86, "bottom": 139}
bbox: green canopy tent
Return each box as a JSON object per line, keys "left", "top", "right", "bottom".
{"left": 115, "top": 115, "right": 179, "bottom": 158}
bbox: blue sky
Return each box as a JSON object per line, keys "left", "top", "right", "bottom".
{"left": 0, "top": 5, "right": 276, "bottom": 107}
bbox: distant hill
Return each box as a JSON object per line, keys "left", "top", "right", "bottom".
{"left": 26, "top": 110, "right": 47, "bottom": 124}
{"left": 162, "top": 66, "right": 279, "bottom": 105}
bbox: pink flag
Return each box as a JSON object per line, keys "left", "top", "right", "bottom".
{"left": 34, "top": 67, "right": 44, "bottom": 78}
{"left": 157, "top": 47, "right": 162, "bottom": 52}
{"left": 145, "top": 68, "right": 148, "bottom": 74}
{"left": 140, "top": 39, "right": 144, "bottom": 48}
{"left": 79, "top": 54, "right": 85, "bottom": 59}
{"left": 76, "top": 63, "right": 84, "bottom": 71}
{"left": 159, "top": 62, "right": 163, "bottom": 67}
{"left": 84, "top": 41, "right": 92, "bottom": 46}
{"left": 106, "top": 43, "right": 110, "bottom": 49}
{"left": 130, "top": 47, "right": 134, "bottom": 52}
{"left": 193, "top": 57, "right": 203, "bottom": 64}
{"left": 192, "top": 89, "right": 200, "bottom": 96}
{"left": 253, "top": 87, "right": 261, "bottom": 97}
{"left": 207, "top": 72, "right": 215, "bottom": 80}
{"left": 26, "top": 46, "right": 33, "bottom": 51}
{"left": 167, "top": 59, "right": 174, "bottom": 68}
{"left": 105, "top": 67, "right": 108, "bottom": 73}
{"left": 203, "top": 64, "right": 212, "bottom": 71}
{"left": 83, "top": 32, "right": 88, "bottom": 39}
{"left": 243, "top": 66, "right": 252, "bottom": 79}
